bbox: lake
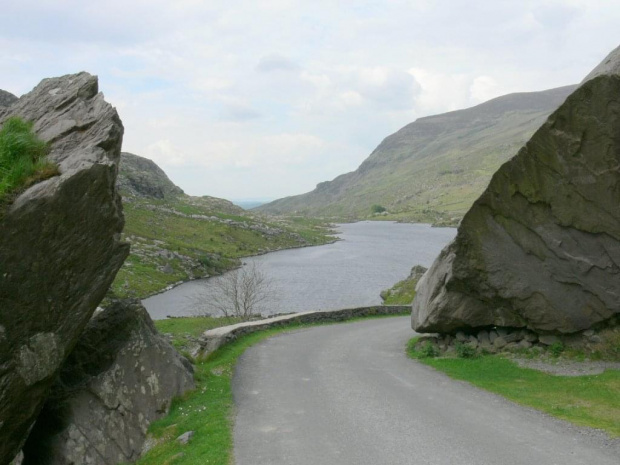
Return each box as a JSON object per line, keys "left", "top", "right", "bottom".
{"left": 142, "top": 221, "right": 456, "bottom": 320}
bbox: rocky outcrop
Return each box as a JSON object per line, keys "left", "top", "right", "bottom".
{"left": 0, "top": 73, "right": 129, "bottom": 463}
{"left": 22, "top": 300, "right": 194, "bottom": 465}
{"left": 117, "top": 152, "right": 184, "bottom": 200}
{"left": 0, "top": 89, "right": 18, "bottom": 108}
{"left": 412, "top": 45, "right": 620, "bottom": 335}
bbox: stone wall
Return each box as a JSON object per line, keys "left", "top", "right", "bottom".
{"left": 196, "top": 306, "right": 410, "bottom": 357}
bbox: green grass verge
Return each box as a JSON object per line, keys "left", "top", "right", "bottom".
{"left": 140, "top": 314, "right": 406, "bottom": 464}
{"left": 0, "top": 116, "right": 58, "bottom": 204}
{"left": 407, "top": 337, "right": 620, "bottom": 437}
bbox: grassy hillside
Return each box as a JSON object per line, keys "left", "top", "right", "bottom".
{"left": 258, "top": 85, "right": 577, "bottom": 225}
{"left": 110, "top": 153, "right": 334, "bottom": 299}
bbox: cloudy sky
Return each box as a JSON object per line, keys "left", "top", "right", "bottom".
{"left": 2, "top": 1, "right": 619, "bottom": 201}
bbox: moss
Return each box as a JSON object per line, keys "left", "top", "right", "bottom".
{"left": 0, "top": 116, "right": 58, "bottom": 204}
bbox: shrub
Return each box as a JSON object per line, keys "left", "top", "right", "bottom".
{"left": 454, "top": 342, "right": 477, "bottom": 358}
{"left": 370, "top": 204, "right": 386, "bottom": 214}
{"left": 0, "top": 116, "right": 56, "bottom": 202}
{"left": 549, "top": 341, "right": 565, "bottom": 357}
{"left": 420, "top": 341, "right": 439, "bottom": 358}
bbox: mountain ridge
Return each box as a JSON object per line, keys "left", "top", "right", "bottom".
{"left": 257, "top": 84, "right": 578, "bottom": 224}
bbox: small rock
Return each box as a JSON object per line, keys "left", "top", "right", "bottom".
{"left": 523, "top": 332, "right": 538, "bottom": 343}
{"left": 539, "top": 335, "right": 560, "bottom": 346}
{"left": 477, "top": 330, "right": 490, "bottom": 346}
{"left": 518, "top": 340, "right": 532, "bottom": 349}
{"left": 488, "top": 330, "right": 498, "bottom": 343}
{"left": 494, "top": 337, "right": 507, "bottom": 349}
{"left": 588, "top": 335, "right": 603, "bottom": 343}
{"left": 177, "top": 431, "right": 195, "bottom": 445}
{"left": 505, "top": 342, "right": 519, "bottom": 350}
{"left": 455, "top": 331, "right": 467, "bottom": 342}
{"left": 496, "top": 328, "right": 509, "bottom": 337}
{"left": 503, "top": 332, "right": 521, "bottom": 344}
{"left": 583, "top": 329, "right": 595, "bottom": 337}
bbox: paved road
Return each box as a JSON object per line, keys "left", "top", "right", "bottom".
{"left": 233, "top": 317, "right": 619, "bottom": 465}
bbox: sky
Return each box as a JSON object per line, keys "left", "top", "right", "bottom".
{"left": 1, "top": 1, "right": 619, "bottom": 201}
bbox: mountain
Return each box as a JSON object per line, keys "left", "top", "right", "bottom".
{"left": 118, "top": 152, "right": 185, "bottom": 200}
{"left": 111, "top": 153, "right": 334, "bottom": 299}
{"left": 257, "top": 85, "right": 577, "bottom": 225}
{"left": 0, "top": 89, "right": 18, "bottom": 107}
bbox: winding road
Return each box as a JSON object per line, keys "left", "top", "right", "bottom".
{"left": 233, "top": 317, "right": 619, "bottom": 465}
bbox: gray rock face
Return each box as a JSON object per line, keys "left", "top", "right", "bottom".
{"left": 22, "top": 300, "right": 194, "bottom": 465}
{"left": 412, "top": 47, "right": 620, "bottom": 335}
{"left": 0, "top": 73, "right": 129, "bottom": 463}
{"left": 117, "top": 152, "right": 184, "bottom": 199}
{"left": 0, "top": 89, "right": 18, "bottom": 107}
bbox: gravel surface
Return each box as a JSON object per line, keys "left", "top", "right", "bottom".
{"left": 233, "top": 317, "right": 620, "bottom": 465}
{"left": 511, "top": 357, "right": 620, "bottom": 376}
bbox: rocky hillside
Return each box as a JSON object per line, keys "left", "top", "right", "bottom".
{"left": 118, "top": 152, "right": 185, "bottom": 200}
{"left": 0, "top": 89, "right": 17, "bottom": 108}
{"left": 0, "top": 73, "right": 129, "bottom": 464}
{"left": 258, "top": 85, "right": 576, "bottom": 225}
{"left": 412, "top": 45, "right": 620, "bottom": 336}
{"left": 112, "top": 153, "right": 335, "bottom": 300}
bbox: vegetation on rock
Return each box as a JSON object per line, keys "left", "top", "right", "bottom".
{"left": 0, "top": 116, "right": 57, "bottom": 203}
{"left": 380, "top": 265, "right": 427, "bottom": 305}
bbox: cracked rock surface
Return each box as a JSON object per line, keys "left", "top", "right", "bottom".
{"left": 22, "top": 300, "right": 194, "bottom": 465}
{"left": 0, "top": 72, "right": 129, "bottom": 464}
{"left": 412, "top": 45, "right": 620, "bottom": 334}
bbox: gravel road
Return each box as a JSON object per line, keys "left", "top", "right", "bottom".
{"left": 233, "top": 317, "right": 619, "bottom": 465}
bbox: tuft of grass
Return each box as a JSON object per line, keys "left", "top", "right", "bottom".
{"left": 0, "top": 117, "right": 57, "bottom": 203}
{"left": 407, "top": 337, "right": 620, "bottom": 437}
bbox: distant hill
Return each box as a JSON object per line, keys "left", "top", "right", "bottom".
{"left": 111, "top": 152, "right": 334, "bottom": 299}
{"left": 0, "top": 89, "right": 18, "bottom": 108}
{"left": 118, "top": 152, "right": 185, "bottom": 200}
{"left": 257, "top": 85, "right": 578, "bottom": 225}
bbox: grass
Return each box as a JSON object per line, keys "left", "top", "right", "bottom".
{"left": 110, "top": 197, "right": 336, "bottom": 299}
{"left": 407, "top": 337, "right": 620, "bottom": 437}
{"left": 155, "top": 316, "right": 244, "bottom": 353}
{"left": 139, "top": 313, "right": 406, "bottom": 464}
{"left": 0, "top": 116, "right": 58, "bottom": 204}
{"left": 381, "top": 278, "right": 417, "bottom": 305}
{"left": 380, "top": 266, "right": 426, "bottom": 305}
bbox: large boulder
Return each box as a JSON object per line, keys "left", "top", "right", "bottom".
{"left": 0, "top": 73, "right": 129, "bottom": 463}
{"left": 22, "top": 300, "right": 195, "bottom": 465}
{"left": 412, "top": 46, "right": 620, "bottom": 334}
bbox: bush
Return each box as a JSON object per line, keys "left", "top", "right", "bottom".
{"left": 549, "top": 341, "right": 565, "bottom": 357}
{"left": 0, "top": 117, "right": 56, "bottom": 202}
{"left": 454, "top": 342, "right": 477, "bottom": 358}
{"left": 420, "top": 341, "right": 439, "bottom": 358}
{"left": 370, "top": 204, "right": 386, "bottom": 214}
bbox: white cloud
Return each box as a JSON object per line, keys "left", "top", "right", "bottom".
{"left": 4, "top": 0, "right": 620, "bottom": 199}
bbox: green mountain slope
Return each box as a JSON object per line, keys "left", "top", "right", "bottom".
{"left": 257, "top": 85, "right": 577, "bottom": 225}
{"left": 111, "top": 153, "right": 334, "bottom": 299}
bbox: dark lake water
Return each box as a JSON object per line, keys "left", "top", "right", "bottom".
{"left": 143, "top": 221, "right": 456, "bottom": 320}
